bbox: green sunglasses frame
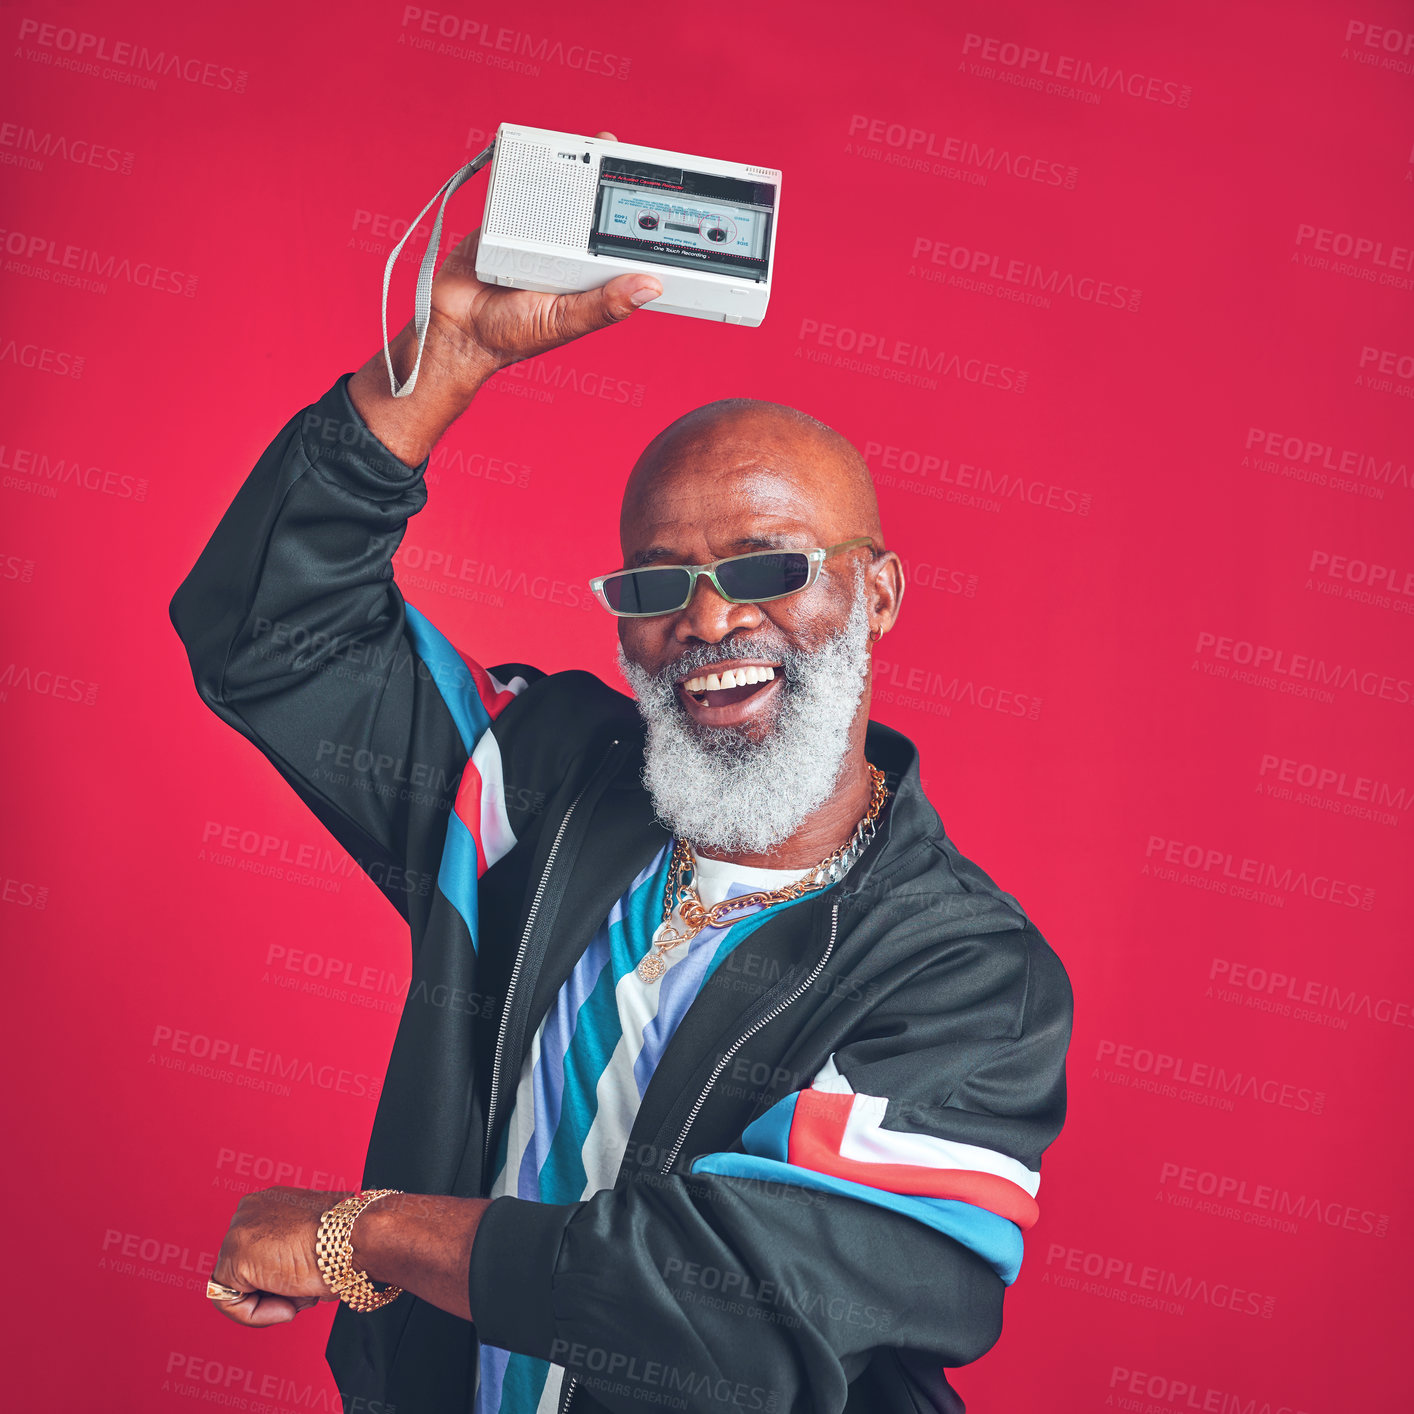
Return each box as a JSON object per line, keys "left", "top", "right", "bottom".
{"left": 589, "top": 537, "right": 875, "bottom": 618}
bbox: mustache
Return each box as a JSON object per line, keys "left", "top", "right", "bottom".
{"left": 643, "top": 632, "right": 795, "bottom": 687}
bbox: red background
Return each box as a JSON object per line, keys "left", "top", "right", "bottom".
{"left": 5, "top": 1, "right": 1412, "bottom": 1409}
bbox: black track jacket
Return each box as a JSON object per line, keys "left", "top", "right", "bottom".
{"left": 168, "top": 373, "right": 1074, "bottom": 1414}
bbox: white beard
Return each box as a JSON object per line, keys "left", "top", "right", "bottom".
{"left": 615, "top": 569, "right": 872, "bottom": 855}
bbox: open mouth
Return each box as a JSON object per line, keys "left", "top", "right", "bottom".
{"left": 679, "top": 664, "right": 778, "bottom": 710}
{"left": 673, "top": 661, "right": 786, "bottom": 729}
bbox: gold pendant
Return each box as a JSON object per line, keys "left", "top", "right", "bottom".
{"left": 636, "top": 951, "right": 667, "bottom": 984}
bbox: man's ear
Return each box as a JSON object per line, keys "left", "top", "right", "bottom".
{"left": 868, "top": 551, "right": 905, "bottom": 638}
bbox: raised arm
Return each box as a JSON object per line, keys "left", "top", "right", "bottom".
{"left": 346, "top": 212, "right": 662, "bottom": 466}
{"left": 168, "top": 136, "right": 661, "bottom": 920}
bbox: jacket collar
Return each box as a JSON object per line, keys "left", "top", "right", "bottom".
{"left": 846, "top": 717, "right": 943, "bottom": 889}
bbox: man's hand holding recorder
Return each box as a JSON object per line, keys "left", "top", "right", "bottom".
{"left": 349, "top": 130, "right": 661, "bottom": 470}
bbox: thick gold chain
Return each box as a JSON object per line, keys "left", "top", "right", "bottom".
{"left": 634, "top": 764, "right": 889, "bottom": 984}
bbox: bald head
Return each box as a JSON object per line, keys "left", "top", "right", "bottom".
{"left": 620, "top": 398, "right": 882, "bottom": 551}
{"left": 610, "top": 395, "right": 908, "bottom": 803}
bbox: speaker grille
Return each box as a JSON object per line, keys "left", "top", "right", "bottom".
{"left": 485, "top": 140, "right": 597, "bottom": 247}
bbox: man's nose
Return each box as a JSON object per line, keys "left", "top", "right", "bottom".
{"left": 672, "top": 575, "right": 764, "bottom": 644}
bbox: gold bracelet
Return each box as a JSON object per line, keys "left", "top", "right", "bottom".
{"left": 314, "top": 1189, "right": 405, "bottom": 1312}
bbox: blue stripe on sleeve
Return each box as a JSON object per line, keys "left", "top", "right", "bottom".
{"left": 404, "top": 600, "right": 492, "bottom": 753}
{"left": 437, "top": 810, "right": 482, "bottom": 953}
{"left": 739, "top": 1091, "right": 797, "bottom": 1162}
{"left": 688, "top": 1151, "right": 1025, "bottom": 1284}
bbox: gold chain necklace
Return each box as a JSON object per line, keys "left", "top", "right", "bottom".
{"left": 634, "top": 764, "right": 889, "bottom": 984}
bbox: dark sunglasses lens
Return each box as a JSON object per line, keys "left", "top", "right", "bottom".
{"left": 715, "top": 553, "right": 812, "bottom": 602}
{"left": 602, "top": 567, "right": 692, "bottom": 615}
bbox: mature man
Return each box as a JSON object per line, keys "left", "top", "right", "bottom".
{"left": 169, "top": 149, "right": 1073, "bottom": 1414}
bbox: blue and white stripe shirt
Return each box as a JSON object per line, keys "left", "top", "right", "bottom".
{"left": 476, "top": 844, "right": 813, "bottom": 1414}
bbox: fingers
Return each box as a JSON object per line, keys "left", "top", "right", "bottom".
{"left": 550, "top": 273, "right": 662, "bottom": 340}
{"left": 604, "top": 272, "right": 662, "bottom": 318}
{"left": 593, "top": 130, "right": 617, "bottom": 141}
{"left": 213, "top": 1290, "right": 309, "bottom": 1327}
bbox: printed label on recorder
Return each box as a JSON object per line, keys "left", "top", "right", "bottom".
{"left": 590, "top": 157, "right": 776, "bottom": 281}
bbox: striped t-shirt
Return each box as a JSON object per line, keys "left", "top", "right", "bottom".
{"left": 475, "top": 843, "right": 817, "bottom": 1414}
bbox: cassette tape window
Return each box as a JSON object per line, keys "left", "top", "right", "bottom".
{"left": 589, "top": 157, "right": 776, "bottom": 281}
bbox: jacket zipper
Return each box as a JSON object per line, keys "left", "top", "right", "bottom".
{"left": 558, "top": 899, "right": 841, "bottom": 1414}
{"left": 659, "top": 899, "right": 840, "bottom": 1175}
{"left": 481, "top": 739, "right": 619, "bottom": 1180}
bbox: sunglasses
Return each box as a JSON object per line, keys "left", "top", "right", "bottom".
{"left": 589, "top": 537, "right": 874, "bottom": 618}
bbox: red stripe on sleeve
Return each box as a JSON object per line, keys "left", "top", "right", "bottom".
{"left": 787, "top": 1090, "right": 1040, "bottom": 1229}
{"left": 454, "top": 758, "right": 489, "bottom": 879}
{"left": 462, "top": 654, "right": 520, "bottom": 720}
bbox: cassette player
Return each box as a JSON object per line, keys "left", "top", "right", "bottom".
{"left": 380, "top": 124, "right": 781, "bottom": 396}
{"left": 476, "top": 124, "right": 781, "bottom": 325}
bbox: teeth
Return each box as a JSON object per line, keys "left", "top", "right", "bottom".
{"left": 681, "top": 665, "right": 779, "bottom": 694}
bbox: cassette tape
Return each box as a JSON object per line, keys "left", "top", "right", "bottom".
{"left": 476, "top": 124, "right": 781, "bottom": 326}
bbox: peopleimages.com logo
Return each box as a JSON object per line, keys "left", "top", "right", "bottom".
{"left": 15, "top": 18, "right": 249, "bottom": 92}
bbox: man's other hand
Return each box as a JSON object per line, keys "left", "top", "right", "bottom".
{"left": 208, "top": 1188, "right": 489, "bottom": 1327}
{"left": 208, "top": 1186, "right": 348, "bottom": 1327}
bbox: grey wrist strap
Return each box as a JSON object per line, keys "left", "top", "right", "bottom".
{"left": 380, "top": 141, "right": 495, "bottom": 399}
